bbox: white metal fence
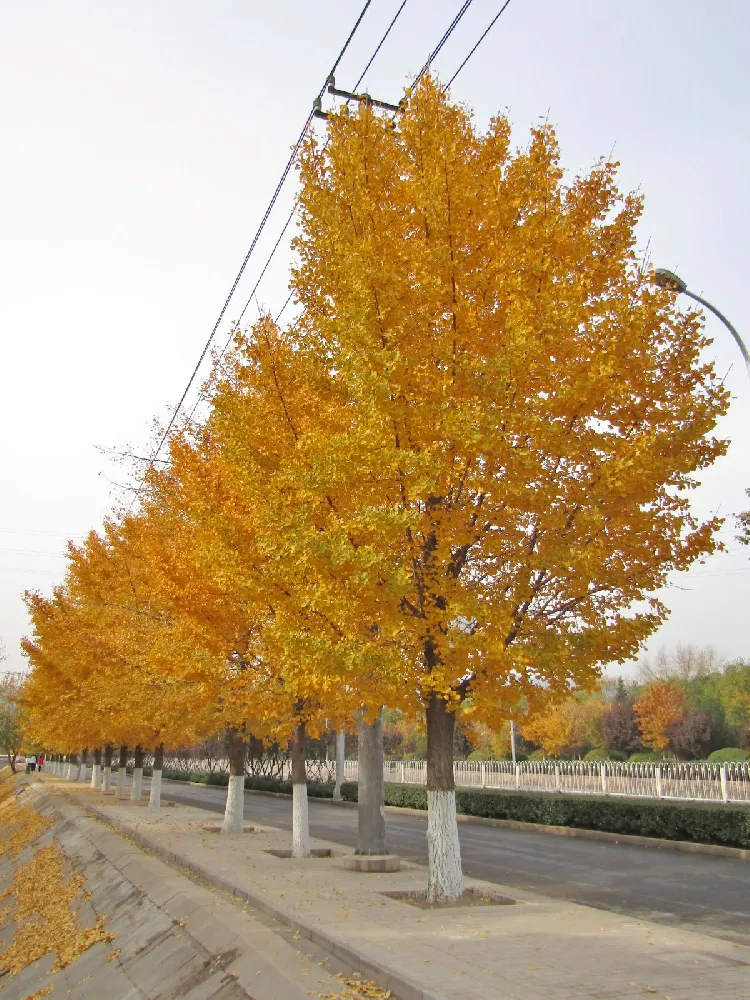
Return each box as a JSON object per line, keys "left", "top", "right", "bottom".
{"left": 377, "top": 759, "right": 750, "bottom": 805}
{"left": 156, "top": 755, "right": 750, "bottom": 806}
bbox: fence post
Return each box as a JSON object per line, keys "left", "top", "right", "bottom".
{"left": 480, "top": 762, "right": 486, "bottom": 788}
{"left": 600, "top": 762, "right": 608, "bottom": 795}
{"left": 515, "top": 763, "right": 521, "bottom": 790}
{"left": 655, "top": 765, "right": 663, "bottom": 799}
{"left": 720, "top": 764, "right": 729, "bottom": 804}
{"left": 400, "top": 761, "right": 406, "bottom": 784}
{"left": 554, "top": 763, "right": 561, "bottom": 793}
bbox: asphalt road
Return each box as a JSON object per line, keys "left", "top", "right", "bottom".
{"left": 150, "top": 778, "right": 750, "bottom": 945}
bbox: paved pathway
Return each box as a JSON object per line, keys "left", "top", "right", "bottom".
{"left": 155, "top": 778, "right": 750, "bottom": 945}
{"left": 55, "top": 779, "right": 750, "bottom": 1000}
{"left": 29, "top": 781, "right": 379, "bottom": 999}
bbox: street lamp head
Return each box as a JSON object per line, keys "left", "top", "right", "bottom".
{"left": 653, "top": 268, "right": 687, "bottom": 293}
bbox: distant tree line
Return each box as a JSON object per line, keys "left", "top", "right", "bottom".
{"left": 375, "top": 645, "right": 750, "bottom": 763}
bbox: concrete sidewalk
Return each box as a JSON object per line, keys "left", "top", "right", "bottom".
{"left": 26, "top": 781, "right": 380, "bottom": 1000}
{"left": 51, "top": 778, "right": 750, "bottom": 1000}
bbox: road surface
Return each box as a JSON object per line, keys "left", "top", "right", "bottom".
{"left": 134, "top": 778, "right": 750, "bottom": 945}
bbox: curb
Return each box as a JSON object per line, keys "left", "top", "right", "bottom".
{"left": 57, "top": 789, "right": 447, "bottom": 1000}
{"left": 165, "top": 780, "right": 750, "bottom": 862}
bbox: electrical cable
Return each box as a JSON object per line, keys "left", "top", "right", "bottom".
{"left": 275, "top": 290, "right": 295, "bottom": 325}
{"left": 352, "top": 0, "right": 410, "bottom": 92}
{"left": 186, "top": 0, "right": 413, "bottom": 425}
{"left": 151, "top": 0, "right": 504, "bottom": 447}
{"left": 413, "top": 0, "right": 475, "bottom": 87}
{"left": 235, "top": 0, "right": 411, "bottom": 333}
{"left": 136, "top": 0, "right": 374, "bottom": 492}
{"left": 447, "top": 0, "right": 515, "bottom": 87}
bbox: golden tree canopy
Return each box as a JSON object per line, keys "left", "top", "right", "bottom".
{"left": 274, "top": 76, "right": 729, "bottom": 726}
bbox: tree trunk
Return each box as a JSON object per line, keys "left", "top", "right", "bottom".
{"left": 102, "top": 744, "right": 113, "bottom": 793}
{"left": 291, "top": 723, "right": 309, "bottom": 858}
{"left": 66, "top": 755, "right": 76, "bottom": 780}
{"left": 77, "top": 748, "right": 88, "bottom": 782}
{"left": 221, "top": 731, "right": 246, "bottom": 834}
{"left": 356, "top": 709, "right": 387, "bottom": 855}
{"left": 115, "top": 745, "right": 128, "bottom": 798}
{"left": 130, "top": 745, "right": 144, "bottom": 802}
{"left": 426, "top": 692, "right": 464, "bottom": 903}
{"left": 149, "top": 743, "right": 164, "bottom": 809}
{"left": 91, "top": 747, "right": 103, "bottom": 789}
{"left": 333, "top": 730, "right": 346, "bottom": 800}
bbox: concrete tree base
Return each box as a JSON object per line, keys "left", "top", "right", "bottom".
{"left": 342, "top": 854, "right": 401, "bottom": 873}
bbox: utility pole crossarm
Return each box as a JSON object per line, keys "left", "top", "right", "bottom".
{"left": 313, "top": 75, "right": 403, "bottom": 120}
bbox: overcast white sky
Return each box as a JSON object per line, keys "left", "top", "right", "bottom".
{"left": 1, "top": 1, "right": 748, "bottom": 678}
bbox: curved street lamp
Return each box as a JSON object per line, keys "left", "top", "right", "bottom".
{"left": 653, "top": 268, "right": 750, "bottom": 381}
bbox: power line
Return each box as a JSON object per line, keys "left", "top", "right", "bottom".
{"left": 235, "top": 0, "right": 411, "bottom": 333}
{"left": 352, "top": 0, "right": 411, "bottom": 92}
{"left": 153, "top": 0, "right": 507, "bottom": 447}
{"left": 413, "top": 0, "right": 475, "bottom": 87}
{"left": 0, "top": 567, "right": 61, "bottom": 577}
{"left": 275, "top": 290, "right": 295, "bottom": 325}
{"left": 186, "top": 0, "right": 414, "bottom": 426}
{"left": 0, "top": 548, "right": 68, "bottom": 557}
{"left": 138, "top": 1, "right": 375, "bottom": 490}
{"left": 0, "top": 528, "right": 84, "bottom": 538}
{"left": 447, "top": 0, "right": 516, "bottom": 87}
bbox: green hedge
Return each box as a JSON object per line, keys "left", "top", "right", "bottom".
{"left": 340, "top": 781, "right": 750, "bottom": 849}
{"left": 707, "top": 748, "right": 750, "bottom": 764}
{"left": 584, "top": 748, "right": 626, "bottom": 762}
{"left": 157, "top": 769, "right": 335, "bottom": 798}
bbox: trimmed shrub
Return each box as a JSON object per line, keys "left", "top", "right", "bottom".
{"left": 527, "top": 749, "right": 547, "bottom": 761}
{"left": 244, "top": 776, "right": 334, "bottom": 798}
{"left": 341, "top": 781, "right": 750, "bottom": 849}
{"left": 708, "top": 748, "right": 750, "bottom": 764}
{"left": 466, "top": 751, "right": 493, "bottom": 761}
{"left": 584, "top": 749, "right": 627, "bottom": 762}
{"left": 162, "top": 769, "right": 191, "bottom": 782}
{"left": 628, "top": 752, "right": 664, "bottom": 763}
{"left": 159, "top": 770, "right": 335, "bottom": 798}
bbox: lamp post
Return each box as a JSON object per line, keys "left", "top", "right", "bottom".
{"left": 653, "top": 268, "right": 750, "bottom": 381}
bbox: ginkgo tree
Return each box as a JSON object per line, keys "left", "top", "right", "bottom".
{"left": 145, "top": 322, "right": 403, "bottom": 850}
{"left": 23, "top": 519, "right": 225, "bottom": 804}
{"left": 18, "top": 75, "right": 731, "bottom": 905}
{"left": 270, "top": 76, "right": 730, "bottom": 901}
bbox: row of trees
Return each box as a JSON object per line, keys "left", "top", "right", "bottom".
{"left": 20, "top": 79, "right": 730, "bottom": 902}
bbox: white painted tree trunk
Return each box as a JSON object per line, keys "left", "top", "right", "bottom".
{"left": 220, "top": 774, "right": 245, "bottom": 833}
{"left": 115, "top": 767, "right": 127, "bottom": 799}
{"left": 148, "top": 769, "right": 162, "bottom": 809}
{"left": 426, "top": 790, "right": 464, "bottom": 903}
{"left": 333, "top": 731, "right": 346, "bottom": 800}
{"left": 76, "top": 760, "right": 84, "bottom": 781}
{"left": 130, "top": 767, "right": 143, "bottom": 802}
{"left": 66, "top": 761, "right": 75, "bottom": 780}
{"left": 91, "top": 764, "right": 102, "bottom": 789}
{"left": 102, "top": 766, "right": 112, "bottom": 793}
{"left": 292, "top": 783, "right": 310, "bottom": 858}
